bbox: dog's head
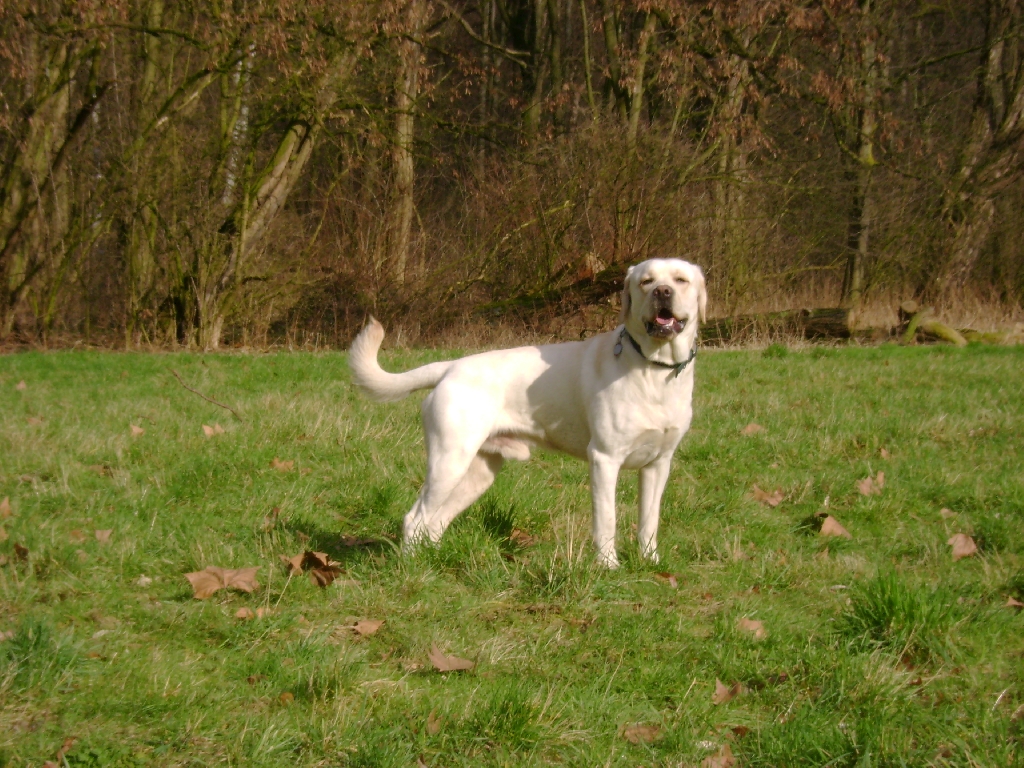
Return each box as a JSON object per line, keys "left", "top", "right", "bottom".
{"left": 619, "top": 259, "right": 707, "bottom": 339}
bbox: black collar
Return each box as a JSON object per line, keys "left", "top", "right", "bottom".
{"left": 615, "top": 328, "right": 697, "bottom": 378}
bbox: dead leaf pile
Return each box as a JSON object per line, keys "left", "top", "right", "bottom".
{"left": 751, "top": 484, "right": 784, "bottom": 507}
{"left": 271, "top": 457, "right": 295, "bottom": 471}
{"left": 737, "top": 617, "right": 767, "bottom": 640}
{"left": 185, "top": 566, "right": 260, "bottom": 599}
{"left": 857, "top": 471, "right": 885, "bottom": 496}
{"left": 428, "top": 643, "right": 474, "bottom": 672}
{"left": 819, "top": 515, "right": 852, "bottom": 539}
{"left": 202, "top": 423, "right": 225, "bottom": 437}
{"left": 947, "top": 533, "right": 977, "bottom": 561}
{"left": 712, "top": 679, "right": 743, "bottom": 705}
{"left": 701, "top": 743, "right": 736, "bottom": 768}
{"left": 741, "top": 422, "right": 765, "bottom": 436}
{"left": 280, "top": 550, "right": 343, "bottom": 587}
{"left": 622, "top": 723, "right": 661, "bottom": 744}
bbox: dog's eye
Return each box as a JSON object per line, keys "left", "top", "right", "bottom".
{"left": 674, "top": 276, "right": 689, "bottom": 284}
{"left": 639, "top": 278, "right": 654, "bottom": 287}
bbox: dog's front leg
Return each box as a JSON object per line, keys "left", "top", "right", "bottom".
{"left": 588, "top": 448, "right": 623, "bottom": 568}
{"left": 638, "top": 454, "right": 673, "bottom": 563}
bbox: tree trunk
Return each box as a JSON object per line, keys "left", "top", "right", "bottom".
{"left": 390, "top": 0, "right": 426, "bottom": 286}
{"left": 598, "top": 0, "right": 627, "bottom": 120}
{"left": 626, "top": 13, "right": 657, "bottom": 152}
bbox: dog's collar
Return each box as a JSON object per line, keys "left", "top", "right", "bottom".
{"left": 614, "top": 328, "right": 696, "bottom": 378}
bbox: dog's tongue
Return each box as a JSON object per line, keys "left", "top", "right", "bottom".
{"left": 656, "top": 315, "right": 674, "bottom": 326}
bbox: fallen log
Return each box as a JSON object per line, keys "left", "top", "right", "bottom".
{"left": 701, "top": 308, "right": 852, "bottom": 345}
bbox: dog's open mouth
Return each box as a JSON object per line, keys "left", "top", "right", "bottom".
{"left": 646, "top": 308, "right": 685, "bottom": 337}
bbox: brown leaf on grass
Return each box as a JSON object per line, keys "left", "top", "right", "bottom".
{"left": 655, "top": 572, "right": 679, "bottom": 589}
{"left": 819, "top": 515, "right": 852, "bottom": 539}
{"left": 130, "top": 425, "right": 145, "bottom": 437}
{"left": 741, "top": 422, "right": 765, "bottom": 436}
{"left": 712, "top": 679, "right": 743, "bottom": 705}
{"left": 751, "top": 484, "right": 784, "bottom": 507}
{"left": 16, "top": 380, "right": 26, "bottom": 390}
{"left": 88, "top": 464, "right": 111, "bottom": 477}
{"left": 262, "top": 506, "right": 281, "bottom": 531}
{"left": 202, "top": 423, "right": 225, "bottom": 437}
{"left": 185, "top": 566, "right": 260, "bottom": 599}
{"left": 509, "top": 528, "right": 538, "bottom": 547}
{"left": 235, "top": 607, "right": 255, "bottom": 620}
{"left": 737, "top": 617, "right": 767, "bottom": 640}
{"left": 27, "top": 416, "right": 43, "bottom": 426}
{"left": 14, "top": 543, "right": 28, "bottom": 561}
{"left": 69, "top": 529, "right": 87, "bottom": 543}
{"left": 426, "top": 709, "right": 442, "bottom": 736}
{"left": 0, "top": 497, "right": 10, "bottom": 518}
{"left": 730, "top": 725, "right": 751, "bottom": 738}
{"left": 256, "top": 607, "right": 273, "bottom": 619}
{"left": 880, "top": 447, "right": 890, "bottom": 460}
{"left": 947, "top": 533, "right": 977, "bottom": 561}
{"left": 622, "top": 724, "right": 661, "bottom": 744}
{"left": 278, "top": 692, "right": 294, "bottom": 704}
{"left": 0, "top": 629, "right": 14, "bottom": 641}
{"left": 271, "top": 457, "right": 294, "bottom": 471}
{"left": 246, "top": 674, "right": 267, "bottom": 685}
{"left": 428, "top": 644, "right": 474, "bottom": 672}
{"left": 857, "top": 471, "right": 885, "bottom": 496}
{"left": 95, "top": 529, "right": 113, "bottom": 544}
{"left": 353, "top": 619, "right": 384, "bottom": 637}
{"left": 0, "top": 554, "right": 7, "bottom": 566}
{"left": 1005, "top": 596, "right": 1023, "bottom": 610}
{"left": 939, "top": 508, "right": 956, "bottom": 519}
{"left": 701, "top": 743, "right": 736, "bottom": 768}
{"left": 280, "top": 550, "right": 343, "bottom": 587}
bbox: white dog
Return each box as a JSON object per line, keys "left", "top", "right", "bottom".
{"left": 348, "top": 258, "right": 707, "bottom": 567}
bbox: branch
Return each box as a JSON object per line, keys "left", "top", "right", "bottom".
{"left": 170, "top": 369, "right": 243, "bottom": 421}
{"left": 436, "top": 0, "right": 530, "bottom": 68}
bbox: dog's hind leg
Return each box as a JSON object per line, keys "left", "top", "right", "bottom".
{"left": 430, "top": 452, "right": 504, "bottom": 536}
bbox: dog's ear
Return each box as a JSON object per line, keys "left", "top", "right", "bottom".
{"left": 618, "top": 265, "right": 636, "bottom": 325}
{"left": 693, "top": 265, "right": 707, "bottom": 322}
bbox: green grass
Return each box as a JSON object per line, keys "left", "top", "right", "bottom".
{"left": 1, "top": 343, "right": 1023, "bottom": 766}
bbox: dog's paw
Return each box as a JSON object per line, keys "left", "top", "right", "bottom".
{"left": 596, "top": 552, "right": 620, "bottom": 569}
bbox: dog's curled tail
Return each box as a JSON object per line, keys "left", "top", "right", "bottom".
{"left": 348, "top": 318, "right": 453, "bottom": 402}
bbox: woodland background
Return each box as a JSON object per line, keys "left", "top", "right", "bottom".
{"left": 2, "top": 0, "right": 1024, "bottom": 349}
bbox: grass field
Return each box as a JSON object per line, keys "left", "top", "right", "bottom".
{"left": 1, "top": 343, "right": 1023, "bottom": 767}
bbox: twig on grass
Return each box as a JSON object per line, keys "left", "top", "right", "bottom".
{"left": 170, "top": 369, "right": 242, "bottom": 421}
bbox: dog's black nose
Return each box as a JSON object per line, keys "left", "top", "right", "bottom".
{"left": 653, "top": 285, "right": 674, "bottom": 300}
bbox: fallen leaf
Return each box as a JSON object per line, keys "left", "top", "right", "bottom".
{"left": 16, "top": 380, "right": 27, "bottom": 390}
{"left": 88, "top": 464, "right": 111, "bottom": 477}
{"left": 857, "top": 471, "right": 885, "bottom": 495}
{"left": 0, "top": 554, "right": 7, "bottom": 566}
{"left": 880, "top": 447, "right": 890, "bottom": 459}
{"left": 235, "top": 607, "right": 255, "bottom": 620}
{"left": 622, "top": 723, "right": 661, "bottom": 744}
{"left": 130, "top": 425, "right": 145, "bottom": 437}
{"left": 737, "top": 617, "right": 767, "bottom": 640}
{"left": 246, "top": 674, "right": 267, "bottom": 685}
{"left": 280, "top": 550, "right": 343, "bottom": 587}
{"left": 1007, "top": 596, "right": 1024, "bottom": 610}
{"left": 136, "top": 575, "right": 152, "bottom": 587}
{"left": 819, "top": 515, "right": 852, "bottom": 539}
{"left": 939, "top": 508, "right": 956, "bottom": 519}
{"left": 426, "top": 709, "right": 442, "bottom": 736}
{"left": 509, "top": 528, "right": 538, "bottom": 547}
{"left": 712, "top": 678, "right": 743, "bottom": 705}
{"left": 14, "top": 543, "right": 28, "bottom": 561}
{"left": 701, "top": 743, "right": 736, "bottom": 768}
{"left": 95, "top": 529, "right": 113, "bottom": 544}
{"left": 730, "top": 725, "right": 750, "bottom": 738}
{"left": 741, "top": 422, "right": 764, "bottom": 436}
{"left": 271, "top": 457, "right": 294, "bottom": 471}
{"left": 202, "top": 423, "right": 225, "bottom": 437}
{"left": 655, "top": 572, "right": 679, "bottom": 589}
{"left": 185, "top": 566, "right": 260, "bottom": 599}
{"left": 751, "top": 484, "right": 784, "bottom": 507}
{"left": 428, "top": 643, "right": 474, "bottom": 672}
{"left": 280, "top": 552, "right": 306, "bottom": 575}
{"left": 278, "top": 692, "right": 294, "bottom": 704}
{"left": 256, "top": 607, "right": 273, "bottom": 619}
{"left": 0, "top": 497, "right": 10, "bottom": 518}
{"left": 27, "top": 416, "right": 43, "bottom": 426}
{"left": 69, "top": 529, "right": 87, "bottom": 543}
{"left": 354, "top": 619, "right": 385, "bottom": 636}
{"left": 947, "top": 533, "right": 977, "bottom": 561}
